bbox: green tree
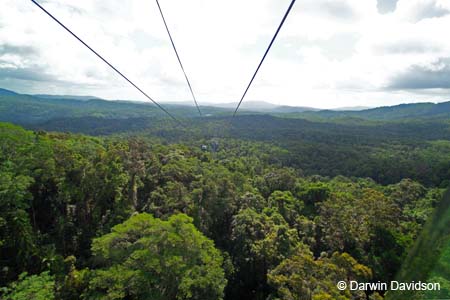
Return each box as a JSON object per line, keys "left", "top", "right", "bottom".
{"left": 268, "top": 245, "right": 371, "bottom": 300}
{"left": 254, "top": 168, "right": 297, "bottom": 198}
{"left": 87, "top": 213, "right": 226, "bottom": 300}
{"left": 317, "top": 188, "right": 399, "bottom": 256}
{"left": 2, "top": 271, "right": 55, "bottom": 300}
{"left": 0, "top": 170, "right": 35, "bottom": 281}
{"left": 268, "top": 190, "right": 303, "bottom": 225}
{"left": 229, "top": 208, "right": 299, "bottom": 299}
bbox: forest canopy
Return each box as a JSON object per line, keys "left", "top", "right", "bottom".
{"left": 0, "top": 121, "right": 448, "bottom": 300}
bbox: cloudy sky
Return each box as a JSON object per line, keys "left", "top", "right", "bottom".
{"left": 1, "top": 0, "right": 450, "bottom": 108}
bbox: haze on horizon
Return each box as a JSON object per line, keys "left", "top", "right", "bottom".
{"left": 1, "top": 0, "right": 450, "bottom": 109}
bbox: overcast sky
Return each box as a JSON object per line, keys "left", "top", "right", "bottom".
{"left": 1, "top": 0, "right": 450, "bottom": 108}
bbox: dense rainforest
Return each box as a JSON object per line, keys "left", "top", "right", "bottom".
{"left": 0, "top": 120, "right": 448, "bottom": 300}
{"left": 1, "top": 90, "right": 450, "bottom": 299}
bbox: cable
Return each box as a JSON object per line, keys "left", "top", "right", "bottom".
{"left": 155, "top": 0, "right": 202, "bottom": 117}
{"left": 30, "top": 0, "right": 182, "bottom": 125}
{"left": 233, "top": 0, "right": 296, "bottom": 117}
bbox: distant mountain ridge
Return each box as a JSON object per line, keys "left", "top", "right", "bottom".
{"left": 204, "top": 101, "right": 319, "bottom": 113}
{"left": 0, "top": 88, "right": 230, "bottom": 125}
{"left": 296, "top": 101, "right": 450, "bottom": 121}
{"left": 0, "top": 87, "right": 449, "bottom": 123}
{"left": 332, "top": 106, "right": 371, "bottom": 111}
{"left": 0, "top": 88, "right": 18, "bottom": 96}
{"left": 33, "top": 94, "right": 102, "bottom": 101}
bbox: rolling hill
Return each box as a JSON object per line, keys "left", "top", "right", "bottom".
{"left": 285, "top": 101, "right": 450, "bottom": 121}
{"left": 0, "top": 88, "right": 230, "bottom": 125}
{"left": 1, "top": 88, "right": 450, "bottom": 127}
{"left": 0, "top": 88, "right": 18, "bottom": 96}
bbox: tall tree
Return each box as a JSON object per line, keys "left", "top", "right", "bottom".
{"left": 87, "top": 213, "right": 226, "bottom": 300}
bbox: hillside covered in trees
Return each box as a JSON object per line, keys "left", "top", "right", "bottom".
{"left": 1, "top": 89, "right": 450, "bottom": 299}
{"left": 2, "top": 89, "right": 450, "bottom": 188}
{"left": 0, "top": 118, "right": 449, "bottom": 299}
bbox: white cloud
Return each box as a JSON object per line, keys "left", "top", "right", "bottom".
{"left": 0, "top": 0, "right": 450, "bottom": 109}
{"left": 396, "top": 0, "right": 450, "bottom": 22}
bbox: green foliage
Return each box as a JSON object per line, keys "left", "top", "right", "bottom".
{"left": 0, "top": 168, "right": 35, "bottom": 282}
{"left": 2, "top": 271, "right": 55, "bottom": 300}
{"left": 268, "top": 191, "right": 303, "bottom": 225}
{"left": 87, "top": 213, "right": 226, "bottom": 300}
{"left": 0, "top": 121, "right": 446, "bottom": 300}
{"left": 267, "top": 245, "right": 371, "bottom": 300}
{"left": 387, "top": 190, "right": 450, "bottom": 300}
{"left": 317, "top": 188, "right": 399, "bottom": 254}
{"left": 3, "top": 91, "right": 450, "bottom": 187}
{"left": 229, "top": 208, "right": 300, "bottom": 299}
